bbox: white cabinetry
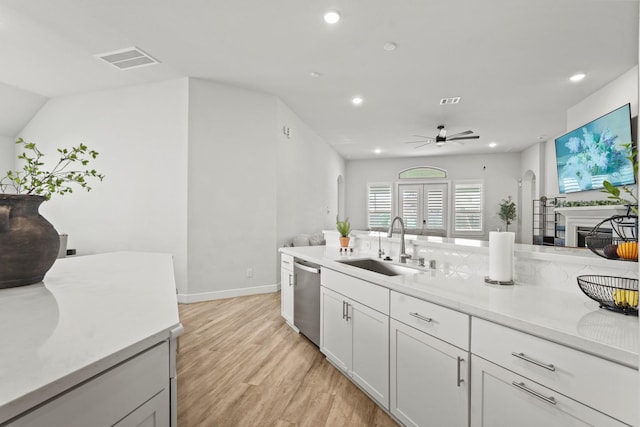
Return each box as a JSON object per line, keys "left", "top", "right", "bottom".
{"left": 470, "top": 355, "right": 626, "bottom": 427}
{"left": 389, "top": 291, "right": 470, "bottom": 427}
{"left": 8, "top": 342, "right": 170, "bottom": 427}
{"left": 280, "top": 253, "right": 294, "bottom": 326}
{"left": 471, "top": 317, "right": 637, "bottom": 427}
{"left": 320, "top": 268, "right": 390, "bottom": 409}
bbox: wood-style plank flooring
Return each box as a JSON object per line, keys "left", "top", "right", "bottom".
{"left": 177, "top": 292, "right": 399, "bottom": 427}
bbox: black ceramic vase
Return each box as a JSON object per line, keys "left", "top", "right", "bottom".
{"left": 0, "top": 194, "right": 60, "bottom": 288}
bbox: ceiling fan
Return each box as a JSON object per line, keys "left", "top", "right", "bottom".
{"left": 405, "top": 125, "right": 480, "bottom": 148}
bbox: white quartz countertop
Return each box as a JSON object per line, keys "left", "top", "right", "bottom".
{"left": 0, "top": 252, "right": 182, "bottom": 424}
{"left": 280, "top": 246, "right": 639, "bottom": 369}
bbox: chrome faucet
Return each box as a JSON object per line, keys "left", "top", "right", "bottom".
{"left": 387, "top": 216, "right": 411, "bottom": 263}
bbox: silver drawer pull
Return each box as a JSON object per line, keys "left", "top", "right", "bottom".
{"left": 512, "top": 382, "right": 557, "bottom": 405}
{"left": 409, "top": 312, "right": 433, "bottom": 322}
{"left": 511, "top": 352, "right": 556, "bottom": 371}
{"left": 456, "top": 357, "right": 464, "bottom": 387}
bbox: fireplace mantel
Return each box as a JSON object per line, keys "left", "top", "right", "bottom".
{"left": 555, "top": 205, "right": 629, "bottom": 246}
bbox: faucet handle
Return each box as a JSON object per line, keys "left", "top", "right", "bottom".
{"left": 400, "top": 253, "right": 412, "bottom": 263}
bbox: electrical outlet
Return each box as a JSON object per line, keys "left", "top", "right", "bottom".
{"left": 246, "top": 268, "right": 253, "bottom": 278}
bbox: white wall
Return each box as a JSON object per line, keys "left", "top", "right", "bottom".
{"left": 186, "top": 78, "right": 278, "bottom": 300}
{"left": 0, "top": 136, "right": 14, "bottom": 182}
{"left": 276, "top": 100, "right": 345, "bottom": 248}
{"left": 18, "top": 78, "right": 190, "bottom": 292}
{"left": 544, "top": 65, "right": 639, "bottom": 200}
{"left": 345, "top": 153, "right": 521, "bottom": 241}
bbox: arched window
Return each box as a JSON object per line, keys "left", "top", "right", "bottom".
{"left": 399, "top": 166, "right": 447, "bottom": 179}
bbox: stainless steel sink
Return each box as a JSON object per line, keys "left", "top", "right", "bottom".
{"left": 337, "top": 258, "right": 418, "bottom": 276}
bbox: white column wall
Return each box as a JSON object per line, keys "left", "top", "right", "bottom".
{"left": 186, "top": 78, "right": 278, "bottom": 300}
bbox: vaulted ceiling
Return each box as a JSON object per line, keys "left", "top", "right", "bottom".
{"left": 0, "top": 0, "right": 637, "bottom": 159}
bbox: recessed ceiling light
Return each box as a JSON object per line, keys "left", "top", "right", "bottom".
{"left": 489, "top": 142, "right": 497, "bottom": 148}
{"left": 570, "top": 73, "right": 586, "bottom": 82}
{"left": 324, "top": 10, "right": 341, "bottom": 24}
{"left": 374, "top": 148, "right": 382, "bottom": 155}
{"left": 351, "top": 96, "right": 363, "bottom": 106}
{"left": 310, "top": 71, "right": 322, "bottom": 78}
{"left": 383, "top": 42, "right": 397, "bottom": 51}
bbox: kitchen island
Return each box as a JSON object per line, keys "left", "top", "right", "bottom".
{"left": 0, "top": 252, "right": 182, "bottom": 427}
{"left": 280, "top": 240, "right": 638, "bottom": 426}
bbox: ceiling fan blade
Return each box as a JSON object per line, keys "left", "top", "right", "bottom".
{"left": 412, "top": 134, "right": 432, "bottom": 139}
{"left": 446, "top": 130, "right": 474, "bottom": 139}
{"left": 448, "top": 135, "right": 480, "bottom": 141}
{"left": 414, "top": 142, "right": 433, "bottom": 149}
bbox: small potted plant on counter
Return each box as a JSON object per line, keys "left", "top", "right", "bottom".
{"left": 0, "top": 138, "right": 104, "bottom": 288}
{"left": 498, "top": 196, "right": 517, "bottom": 232}
{"left": 336, "top": 216, "right": 351, "bottom": 248}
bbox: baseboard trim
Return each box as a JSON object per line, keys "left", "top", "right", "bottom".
{"left": 178, "top": 284, "right": 279, "bottom": 304}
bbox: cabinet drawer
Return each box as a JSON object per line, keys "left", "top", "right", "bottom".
{"left": 281, "top": 253, "right": 294, "bottom": 271}
{"left": 391, "top": 291, "right": 469, "bottom": 351}
{"left": 321, "top": 268, "right": 389, "bottom": 314}
{"left": 471, "top": 317, "right": 637, "bottom": 426}
{"left": 9, "top": 342, "right": 169, "bottom": 427}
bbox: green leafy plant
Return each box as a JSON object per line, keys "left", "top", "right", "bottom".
{"left": 336, "top": 216, "right": 351, "bottom": 237}
{"left": 498, "top": 196, "right": 517, "bottom": 231}
{"left": 0, "top": 138, "right": 104, "bottom": 200}
{"left": 601, "top": 143, "right": 638, "bottom": 214}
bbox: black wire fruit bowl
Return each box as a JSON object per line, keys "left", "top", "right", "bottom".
{"left": 585, "top": 215, "right": 637, "bottom": 261}
{"left": 577, "top": 275, "right": 638, "bottom": 315}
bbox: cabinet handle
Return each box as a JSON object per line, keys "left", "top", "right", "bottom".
{"left": 511, "top": 352, "right": 556, "bottom": 371}
{"left": 456, "top": 357, "right": 464, "bottom": 387}
{"left": 512, "top": 382, "right": 557, "bottom": 406}
{"left": 282, "top": 260, "right": 290, "bottom": 264}
{"left": 409, "top": 312, "right": 433, "bottom": 323}
{"left": 288, "top": 273, "right": 294, "bottom": 287}
{"left": 345, "top": 302, "right": 351, "bottom": 321}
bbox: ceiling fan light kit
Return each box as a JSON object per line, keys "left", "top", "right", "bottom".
{"left": 405, "top": 124, "right": 480, "bottom": 148}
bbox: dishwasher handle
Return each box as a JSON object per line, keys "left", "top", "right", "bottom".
{"left": 294, "top": 262, "right": 321, "bottom": 274}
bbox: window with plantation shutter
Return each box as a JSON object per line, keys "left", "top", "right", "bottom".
{"left": 398, "top": 183, "right": 447, "bottom": 233}
{"left": 367, "top": 183, "right": 392, "bottom": 229}
{"left": 454, "top": 182, "right": 483, "bottom": 232}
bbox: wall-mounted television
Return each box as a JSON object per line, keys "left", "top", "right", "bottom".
{"left": 555, "top": 103, "right": 635, "bottom": 194}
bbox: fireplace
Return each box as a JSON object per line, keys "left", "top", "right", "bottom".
{"left": 555, "top": 205, "right": 629, "bottom": 247}
{"left": 576, "top": 226, "right": 612, "bottom": 247}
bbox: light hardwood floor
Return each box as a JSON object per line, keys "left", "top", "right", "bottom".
{"left": 177, "top": 292, "right": 399, "bottom": 427}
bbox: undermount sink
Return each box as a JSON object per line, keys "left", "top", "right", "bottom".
{"left": 337, "top": 258, "right": 419, "bottom": 276}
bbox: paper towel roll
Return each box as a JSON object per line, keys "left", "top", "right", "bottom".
{"left": 489, "top": 231, "right": 514, "bottom": 282}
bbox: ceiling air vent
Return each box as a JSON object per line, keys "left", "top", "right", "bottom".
{"left": 96, "top": 47, "right": 159, "bottom": 70}
{"left": 439, "top": 97, "right": 461, "bottom": 105}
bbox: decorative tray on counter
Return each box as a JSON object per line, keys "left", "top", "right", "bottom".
{"left": 585, "top": 214, "right": 638, "bottom": 262}
{"left": 577, "top": 275, "right": 638, "bottom": 315}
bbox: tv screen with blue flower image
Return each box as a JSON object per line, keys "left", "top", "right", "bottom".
{"left": 555, "top": 103, "right": 635, "bottom": 194}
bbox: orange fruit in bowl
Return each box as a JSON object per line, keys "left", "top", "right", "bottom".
{"left": 616, "top": 241, "right": 638, "bottom": 260}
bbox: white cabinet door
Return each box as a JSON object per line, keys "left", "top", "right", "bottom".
{"left": 351, "top": 301, "right": 389, "bottom": 408}
{"left": 320, "top": 285, "right": 390, "bottom": 409}
{"left": 470, "top": 355, "right": 627, "bottom": 427}
{"left": 390, "top": 319, "right": 468, "bottom": 427}
{"left": 114, "top": 388, "right": 170, "bottom": 427}
{"left": 280, "top": 266, "right": 294, "bottom": 325}
{"left": 320, "top": 286, "right": 351, "bottom": 372}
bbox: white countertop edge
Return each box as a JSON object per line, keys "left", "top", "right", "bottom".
{"left": 280, "top": 246, "right": 639, "bottom": 369}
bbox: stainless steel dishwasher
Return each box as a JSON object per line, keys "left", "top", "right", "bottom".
{"left": 293, "top": 258, "right": 321, "bottom": 347}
